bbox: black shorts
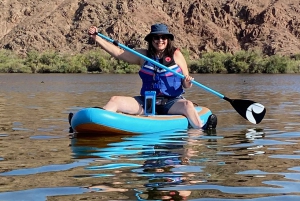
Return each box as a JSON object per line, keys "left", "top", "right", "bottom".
{"left": 134, "top": 95, "right": 184, "bottom": 115}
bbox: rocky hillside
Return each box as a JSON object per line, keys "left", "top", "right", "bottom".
{"left": 0, "top": 0, "right": 299, "bottom": 58}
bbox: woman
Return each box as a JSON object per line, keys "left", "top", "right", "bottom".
{"left": 88, "top": 23, "right": 215, "bottom": 129}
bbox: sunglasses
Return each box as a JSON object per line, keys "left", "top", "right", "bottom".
{"left": 152, "top": 35, "right": 169, "bottom": 40}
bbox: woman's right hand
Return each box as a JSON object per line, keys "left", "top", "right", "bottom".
{"left": 88, "top": 26, "right": 98, "bottom": 40}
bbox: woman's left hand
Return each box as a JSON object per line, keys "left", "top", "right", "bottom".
{"left": 183, "top": 75, "right": 194, "bottom": 88}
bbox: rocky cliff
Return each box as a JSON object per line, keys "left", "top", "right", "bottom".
{"left": 0, "top": 0, "right": 299, "bottom": 58}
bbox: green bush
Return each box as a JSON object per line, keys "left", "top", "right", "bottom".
{"left": 41, "top": 51, "right": 62, "bottom": 72}
{"left": 82, "top": 50, "right": 108, "bottom": 72}
{"left": 190, "top": 52, "right": 228, "bottom": 73}
{"left": 113, "top": 60, "right": 140, "bottom": 74}
{"left": 0, "top": 49, "right": 30, "bottom": 73}
{"left": 24, "top": 50, "right": 40, "bottom": 73}
{"left": 0, "top": 48, "right": 299, "bottom": 74}
{"left": 224, "top": 50, "right": 265, "bottom": 73}
{"left": 181, "top": 48, "right": 191, "bottom": 65}
{"left": 66, "top": 55, "right": 87, "bottom": 73}
{"left": 263, "top": 55, "right": 297, "bottom": 73}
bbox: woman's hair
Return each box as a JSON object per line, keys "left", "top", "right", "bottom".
{"left": 147, "top": 38, "right": 177, "bottom": 58}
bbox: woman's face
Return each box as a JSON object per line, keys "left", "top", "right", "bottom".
{"left": 151, "top": 34, "right": 169, "bottom": 51}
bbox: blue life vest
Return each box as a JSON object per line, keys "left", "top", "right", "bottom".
{"left": 139, "top": 55, "right": 184, "bottom": 97}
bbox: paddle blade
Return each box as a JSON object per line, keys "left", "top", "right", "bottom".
{"left": 227, "top": 99, "right": 266, "bottom": 124}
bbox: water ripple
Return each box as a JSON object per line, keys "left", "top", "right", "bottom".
{"left": 0, "top": 187, "right": 90, "bottom": 201}
{"left": 0, "top": 159, "right": 93, "bottom": 176}
{"left": 162, "top": 180, "right": 300, "bottom": 194}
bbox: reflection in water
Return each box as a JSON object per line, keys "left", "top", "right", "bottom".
{"left": 133, "top": 143, "right": 195, "bottom": 200}
{"left": 70, "top": 127, "right": 300, "bottom": 200}
{"left": 0, "top": 159, "right": 93, "bottom": 176}
{"left": 70, "top": 130, "right": 215, "bottom": 200}
{"left": 0, "top": 187, "right": 90, "bottom": 201}
{"left": 74, "top": 133, "right": 203, "bottom": 199}
{"left": 0, "top": 93, "right": 10, "bottom": 133}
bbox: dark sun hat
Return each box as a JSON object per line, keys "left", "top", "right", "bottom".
{"left": 144, "top": 23, "right": 174, "bottom": 42}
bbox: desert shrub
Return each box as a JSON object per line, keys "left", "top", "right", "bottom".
{"left": 291, "top": 54, "right": 300, "bottom": 60}
{"left": 181, "top": 48, "right": 192, "bottom": 65}
{"left": 222, "top": 50, "right": 268, "bottom": 73}
{"left": 0, "top": 49, "right": 30, "bottom": 73}
{"left": 65, "top": 54, "right": 87, "bottom": 73}
{"left": 190, "top": 52, "right": 229, "bottom": 73}
{"left": 24, "top": 50, "right": 40, "bottom": 73}
{"left": 224, "top": 51, "right": 248, "bottom": 73}
{"left": 263, "top": 55, "right": 295, "bottom": 73}
{"left": 24, "top": 50, "right": 87, "bottom": 73}
{"left": 1, "top": 48, "right": 299, "bottom": 74}
{"left": 82, "top": 50, "right": 111, "bottom": 73}
{"left": 33, "top": 51, "right": 67, "bottom": 73}
{"left": 113, "top": 60, "right": 140, "bottom": 74}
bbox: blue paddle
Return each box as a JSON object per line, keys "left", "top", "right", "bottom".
{"left": 96, "top": 32, "right": 266, "bottom": 124}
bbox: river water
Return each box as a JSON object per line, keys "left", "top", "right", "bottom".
{"left": 0, "top": 73, "right": 300, "bottom": 200}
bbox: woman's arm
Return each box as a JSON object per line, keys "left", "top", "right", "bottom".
{"left": 89, "top": 26, "right": 146, "bottom": 65}
{"left": 173, "top": 49, "right": 194, "bottom": 88}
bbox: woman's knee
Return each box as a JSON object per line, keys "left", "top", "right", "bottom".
{"left": 183, "top": 100, "right": 195, "bottom": 109}
{"left": 108, "top": 96, "right": 121, "bottom": 103}
{"left": 178, "top": 100, "right": 195, "bottom": 116}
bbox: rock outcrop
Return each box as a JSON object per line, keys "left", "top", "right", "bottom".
{"left": 0, "top": 0, "right": 299, "bottom": 58}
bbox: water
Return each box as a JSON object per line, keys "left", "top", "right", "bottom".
{"left": 0, "top": 73, "right": 300, "bottom": 200}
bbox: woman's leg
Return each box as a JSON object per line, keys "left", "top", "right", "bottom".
{"left": 103, "top": 96, "right": 144, "bottom": 115}
{"left": 167, "top": 99, "right": 203, "bottom": 129}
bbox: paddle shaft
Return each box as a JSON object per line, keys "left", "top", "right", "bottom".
{"left": 95, "top": 32, "right": 266, "bottom": 124}
{"left": 97, "top": 32, "right": 225, "bottom": 99}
